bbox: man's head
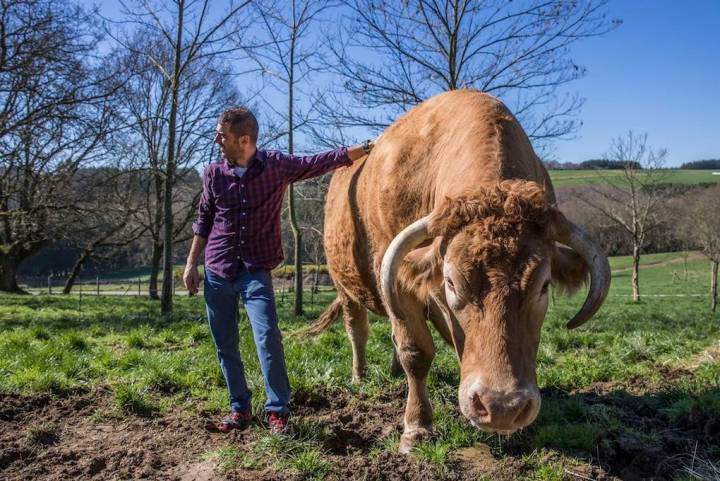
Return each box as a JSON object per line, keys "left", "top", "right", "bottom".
{"left": 216, "top": 107, "right": 259, "bottom": 165}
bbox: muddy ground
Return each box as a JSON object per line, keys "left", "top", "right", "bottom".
{"left": 0, "top": 377, "right": 715, "bottom": 481}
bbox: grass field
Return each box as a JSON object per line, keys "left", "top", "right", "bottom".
{"left": 549, "top": 169, "right": 720, "bottom": 187}
{"left": 1, "top": 252, "right": 719, "bottom": 480}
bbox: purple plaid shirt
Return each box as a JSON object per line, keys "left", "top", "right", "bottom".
{"left": 192, "top": 147, "right": 352, "bottom": 280}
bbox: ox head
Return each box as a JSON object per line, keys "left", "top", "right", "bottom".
{"left": 381, "top": 180, "right": 610, "bottom": 434}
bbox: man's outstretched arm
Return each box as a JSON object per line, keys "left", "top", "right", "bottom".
{"left": 280, "top": 139, "right": 377, "bottom": 184}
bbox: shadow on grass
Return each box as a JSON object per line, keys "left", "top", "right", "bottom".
{"left": 496, "top": 383, "right": 720, "bottom": 479}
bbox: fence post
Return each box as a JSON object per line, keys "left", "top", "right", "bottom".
{"left": 47, "top": 275, "right": 52, "bottom": 295}
{"left": 96, "top": 276, "right": 100, "bottom": 296}
{"left": 138, "top": 277, "right": 141, "bottom": 296}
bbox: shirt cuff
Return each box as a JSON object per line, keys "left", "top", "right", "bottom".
{"left": 192, "top": 221, "right": 211, "bottom": 239}
{"left": 339, "top": 146, "right": 352, "bottom": 166}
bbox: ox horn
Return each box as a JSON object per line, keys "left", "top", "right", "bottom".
{"left": 380, "top": 217, "right": 431, "bottom": 320}
{"left": 552, "top": 215, "right": 611, "bottom": 329}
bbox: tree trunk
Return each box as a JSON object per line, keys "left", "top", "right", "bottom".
{"left": 0, "top": 254, "right": 23, "bottom": 293}
{"left": 631, "top": 244, "right": 641, "bottom": 302}
{"left": 148, "top": 241, "right": 162, "bottom": 300}
{"left": 161, "top": 1, "right": 184, "bottom": 315}
{"left": 288, "top": 186, "right": 303, "bottom": 315}
{"left": 62, "top": 250, "right": 91, "bottom": 294}
{"left": 288, "top": 13, "right": 302, "bottom": 316}
{"left": 711, "top": 259, "right": 718, "bottom": 313}
{"left": 313, "top": 259, "right": 320, "bottom": 294}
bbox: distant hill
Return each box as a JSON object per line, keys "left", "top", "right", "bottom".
{"left": 544, "top": 159, "right": 641, "bottom": 170}
{"left": 548, "top": 169, "right": 720, "bottom": 187}
{"left": 546, "top": 158, "right": 720, "bottom": 170}
{"left": 680, "top": 159, "right": 720, "bottom": 169}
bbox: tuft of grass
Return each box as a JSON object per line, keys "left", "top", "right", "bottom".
{"left": 413, "top": 441, "right": 451, "bottom": 477}
{"left": 254, "top": 432, "right": 306, "bottom": 459}
{"left": 187, "top": 323, "right": 208, "bottom": 345}
{"left": 528, "top": 463, "right": 565, "bottom": 481}
{"left": 369, "top": 431, "right": 400, "bottom": 457}
{"left": 61, "top": 331, "right": 89, "bottom": 351}
{"left": 26, "top": 422, "right": 59, "bottom": 445}
{"left": 113, "top": 383, "right": 157, "bottom": 416}
{"left": 30, "top": 371, "right": 71, "bottom": 394}
{"left": 290, "top": 447, "right": 331, "bottom": 480}
{"left": 126, "top": 327, "right": 153, "bottom": 349}
{"left": 202, "top": 445, "right": 261, "bottom": 473}
{"left": 29, "top": 325, "right": 50, "bottom": 340}
{"left": 117, "top": 350, "right": 143, "bottom": 370}
{"left": 144, "top": 366, "right": 184, "bottom": 394}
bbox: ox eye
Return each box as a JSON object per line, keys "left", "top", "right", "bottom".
{"left": 541, "top": 280, "right": 551, "bottom": 295}
{"left": 445, "top": 277, "right": 455, "bottom": 291}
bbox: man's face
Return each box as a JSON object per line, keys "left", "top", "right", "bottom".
{"left": 215, "top": 123, "right": 252, "bottom": 164}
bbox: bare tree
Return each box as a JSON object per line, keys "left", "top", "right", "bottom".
{"left": 579, "top": 131, "right": 668, "bottom": 302}
{"left": 61, "top": 168, "right": 146, "bottom": 294}
{"left": 685, "top": 185, "right": 720, "bottom": 312}
{"left": 0, "top": 0, "right": 116, "bottom": 292}
{"left": 246, "top": 0, "right": 337, "bottom": 315}
{"left": 112, "top": 0, "right": 252, "bottom": 313}
{"left": 315, "top": 0, "right": 619, "bottom": 153}
{"left": 113, "top": 28, "right": 242, "bottom": 299}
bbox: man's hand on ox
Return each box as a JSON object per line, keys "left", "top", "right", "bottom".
{"left": 183, "top": 264, "right": 200, "bottom": 295}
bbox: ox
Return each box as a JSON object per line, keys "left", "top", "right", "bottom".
{"left": 309, "top": 89, "right": 610, "bottom": 453}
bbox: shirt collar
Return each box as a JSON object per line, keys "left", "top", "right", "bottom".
{"left": 221, "top": 149, "right": 265, "bottom": 174}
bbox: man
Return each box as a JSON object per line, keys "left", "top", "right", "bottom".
{"left": 183, "top": 107, "right": 373, "bottom": 434}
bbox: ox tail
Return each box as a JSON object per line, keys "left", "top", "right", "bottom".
{"left": 295, "top": 294, "right": 344, "bottom": 337}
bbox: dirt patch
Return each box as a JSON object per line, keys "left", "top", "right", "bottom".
{"left": 0, "top": 392, "right": 235, "bottom": 480}
{"left": 0, "top": 379, "right": 715, "bottom": 481}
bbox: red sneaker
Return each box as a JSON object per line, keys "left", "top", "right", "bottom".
{"left": 216, "top": 410, "right": 252, "bottom": 433}
{"left": 266, "top": 411, "right": 289, "bottom": 434}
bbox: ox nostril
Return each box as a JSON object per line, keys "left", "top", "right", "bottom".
{"left": 471, "top": 393, "right": 489, "bottom": 419}
{"left": 512, "top": 397, "right": 537, "bottom": 428}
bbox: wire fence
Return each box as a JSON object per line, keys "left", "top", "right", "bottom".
{"left": 20, "top": 274, "right": 337, "bottom": 310}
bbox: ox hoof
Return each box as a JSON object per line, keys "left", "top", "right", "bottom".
{"left": 398, "top": 427, "right": 434, "bottom": 454}
{"left": 351, "top": 374, "right": 364, "bottom": 385}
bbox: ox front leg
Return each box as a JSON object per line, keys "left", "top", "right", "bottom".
{"left": 342, "top": 300, "right": 369, "bottom": 384}
{"left": 392, "top": 316, "right": 435, "bottom": 454}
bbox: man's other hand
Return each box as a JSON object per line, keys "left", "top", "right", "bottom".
{"left": 183, "top": 264, "right": 200, "bottom": 295}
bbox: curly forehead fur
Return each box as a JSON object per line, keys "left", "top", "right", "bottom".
{"left": 402, "top": 180, "right": 555, "bottom": 298}
{"left": 429, "top": 180, "right": 553, "bottom": 263}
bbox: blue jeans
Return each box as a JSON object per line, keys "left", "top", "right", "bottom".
{"left": 204, "top": 266, "right": 290, "bottom": 414}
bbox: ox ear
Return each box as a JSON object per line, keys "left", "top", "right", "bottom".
{"left": 551, "top": 245, "right": 590, "bottom": 295}
{"left": 402, "top": 237, "right": 445, "bottom": 287}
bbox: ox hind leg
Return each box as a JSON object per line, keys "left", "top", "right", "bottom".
{"left": 341, "top": 298, "right": 369, "bottom": 384}
{"left": 392, "top": 303, "right": 435, "bottom": 454}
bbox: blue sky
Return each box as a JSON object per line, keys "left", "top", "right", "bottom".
{"left": 554, "top": 0, "right": 720, "bottom": 165}
{"left": 97, "top": 0, "right": 719, "bottom": 166}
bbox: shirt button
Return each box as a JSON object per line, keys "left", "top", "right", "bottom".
{"left": 242, "top": 199, "right": 246, "bottom": 203}
{"left": 242, "top": 226, "right": 246, "bottom": 230}
{"left": 240, "top": 184, "right": 245, "bottom": 188}
{"left": 242, "top": 212, "right": 246, "bottom": 216}
{"left": 241, "top": 240, "right": 245, "bottom": 244}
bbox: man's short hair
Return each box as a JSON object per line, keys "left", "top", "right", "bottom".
{"left": 219, "top": 107, "right": 259, "bottom": 143}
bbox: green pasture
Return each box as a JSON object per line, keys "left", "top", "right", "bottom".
{"left": 549, "top": 169, "right": 720, "bottom": 187}
{"left": 1, "top": 251, "right": 718, "bottom": 479}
